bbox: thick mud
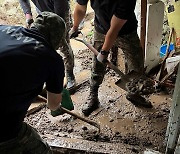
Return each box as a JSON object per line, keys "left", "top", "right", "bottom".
{"left": 0, "top": 0, "right": 173, "bottom": 153}
{"left": 25, "top": 66, "right": 172, "bottom": 153}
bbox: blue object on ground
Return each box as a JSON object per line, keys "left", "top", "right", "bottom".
{"left": 160, "top": 43, "right": 174, "bottom": 57}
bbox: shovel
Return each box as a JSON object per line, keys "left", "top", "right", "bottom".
{"left": 73, "top": 34, "right": 139, "bottom": 92}
{"left": 73, "top": 33, "right": 156, "bottom": 95}
{"left": 37, "top": 95, "right": 101, "bottom": 133}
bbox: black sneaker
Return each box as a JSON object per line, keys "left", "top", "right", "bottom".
{"left": 126, "top": 93, "right": 153, "bottom": 108}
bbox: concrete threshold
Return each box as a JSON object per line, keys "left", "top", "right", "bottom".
{"left": 48, "top": 136, "right": 131, "bottom": 154}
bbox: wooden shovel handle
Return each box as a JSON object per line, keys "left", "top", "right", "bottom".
{"left": 37, "top": 95, "right": 100, "bottom": 131}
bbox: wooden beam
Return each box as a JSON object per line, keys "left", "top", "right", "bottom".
{"left": 140, "top": 0, "right": 147, "bottom": 57}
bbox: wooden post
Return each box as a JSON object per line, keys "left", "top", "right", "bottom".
{"left": 140, "top": 0, "right": 147, "bottom": 58}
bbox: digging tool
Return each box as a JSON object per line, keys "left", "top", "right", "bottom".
{"left": 37, "top": 95, "right": 101, "bottom": 132}
{"left": 73, "top": 33, "right": 155, "bottom": 95}
{"left": 60, "top": 106, "right": 100, "bottom": 132}
{"left": 74, "top": 33, "right": 133, "bottom": 91}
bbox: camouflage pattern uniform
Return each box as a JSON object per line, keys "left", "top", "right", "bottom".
{"left": 20, "top": 0, "right": 75, "bottom": 87}
{"left": 0, "top": 122, "right": 52, "bottom": 154}
{"left": 91, "top": 29, "right": 144, "bottom": 91}
{"left": 58, "top": 5, "right": 75, "bottom": 84}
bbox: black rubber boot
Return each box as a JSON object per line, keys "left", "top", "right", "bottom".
{"left": 126, "top": 93, "right": 153, "bottom": 108}
{"left": 82, "top": 88, "right": 100, "bottom": 116}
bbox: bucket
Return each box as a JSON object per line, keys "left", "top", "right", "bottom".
{"left": 160, "top": 43, "right": 174, "bottom": 57}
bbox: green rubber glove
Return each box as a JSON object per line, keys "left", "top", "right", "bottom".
{"left": 51, "top": 88, "right": 74, "bottom": 117}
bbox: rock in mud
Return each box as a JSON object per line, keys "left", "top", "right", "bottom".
{"left": 82, "top": 126, "right": 88, "bottom": 131}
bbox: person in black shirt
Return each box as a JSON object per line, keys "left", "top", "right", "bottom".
{"left": 19, "top": 0, "right": 76, "bottom": 90}
{"left": 0, "top": 12, "right": 66, "bottom": 154}
{"left": 70, "top": 0, "right": 152, "bottom": 116}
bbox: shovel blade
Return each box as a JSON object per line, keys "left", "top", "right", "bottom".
{"left": 115, "top": 78, "right": 128, "bottom": 91}
{"left": 115, "top": 71, "right": 139, "bottom": 92}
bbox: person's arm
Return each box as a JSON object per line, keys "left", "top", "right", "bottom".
{"left": 102, "top": 16, "right": 127, "bottom": 52}
{"left": 97, "top": 0, "right": 136, "bottom": 63}
{"left": 69, "top": 2, "right": 87, "bottom": 38}
{"left": 72, "top": 3, "right": 87, "bottom": 31}
{"left": 45, "top": 56, "right": 73, "bottom": 116}
{"left": 19, "top": 0, "right": 34, "bottom": 28}
{"left": 47, "top": 89, "right": 74, "bottom": 117}
{"left": 19, "top": 0, "right": 32, "bottom": 15}
{"left": 19, "top": 0, "right": 33, "bottom": 28}
{"left": 47, "top": 91, "right": 62, "bottom": 111}
{"left": 45, "top": 55, "right": 64, "bottom": 111}
{"left": 97, "top": 16, "right": 127, "bottom": 63}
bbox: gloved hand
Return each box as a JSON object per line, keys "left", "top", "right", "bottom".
{"left": 26, "top": 18, "right": 34, "bottom": 28}
{"left": 69, "top": 28, "right": 81, "bottom": 39}
{"left": 97, "top": 50, "right": 109, "bottom": 63}
{"left": 50, "top": 88, "right": 74, "bottom": 117}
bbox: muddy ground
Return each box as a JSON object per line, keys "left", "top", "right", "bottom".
{"left": 0, "top": 0, "right": 173, "bottom": 153}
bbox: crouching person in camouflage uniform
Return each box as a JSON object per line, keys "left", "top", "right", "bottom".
{"left": 0, "top": 12, "right": 68, "bottom": 153}
{"left": 71, "top": 0, "right": 152, "bottom": 116}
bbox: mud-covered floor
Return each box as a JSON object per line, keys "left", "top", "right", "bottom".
{"left": 26, "top": 36, "right": 172, "bottom": 154}
{"left": 0, "top": 0, "right": 173, "bottom": 153}
{"left": 25, "top": 51, "right": 172, "bottom": 153}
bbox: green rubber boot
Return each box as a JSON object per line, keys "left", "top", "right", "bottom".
{"left": 51, "top": 88, "right": 74, "bottom": 117}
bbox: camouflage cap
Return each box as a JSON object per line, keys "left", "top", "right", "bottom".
{"left": 31, "top": 11, "right": 66, "bottom": 50}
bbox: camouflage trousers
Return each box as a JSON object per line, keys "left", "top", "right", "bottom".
{"left": 0, "top": 122, "right": 52, "bottom": 154}
{"left": 91, "top": 30, "right": 144, "bottom": 88}
{"left": 58, "top": 6, "right": 74, "bottom": 79}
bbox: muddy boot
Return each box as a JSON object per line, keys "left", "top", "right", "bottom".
{"left": 66, "top": 72, "right": 76, "bottom": 91}
{"left": 126, "top": 93, "right": 153, "bottom": 108}
{"left": 82, "top": 90, "right": 100, "bottom": 116}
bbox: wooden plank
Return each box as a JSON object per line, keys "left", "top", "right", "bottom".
{"left": 47, "top": 136, "right": 132, "bottom": 154}
{"left": 27, "top": 102, "right": 46, "bottom": 116}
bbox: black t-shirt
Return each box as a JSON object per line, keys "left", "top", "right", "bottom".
{"left": 77, "top": 0, "right": 138, "bottom": 35}
{"left": 31, "top": 0, "right": 69, "bottom": 19}
{"left": 0, "top": 25, "right": 64, "bottom": 142}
